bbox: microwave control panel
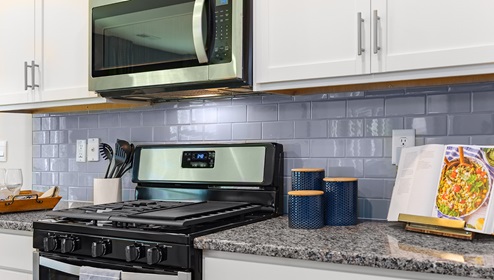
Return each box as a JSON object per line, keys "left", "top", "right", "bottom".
{"left": 211, "top": 0, "right": 232, "bottom": 64}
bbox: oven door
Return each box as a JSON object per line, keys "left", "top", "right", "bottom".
{"left": 33, "top": 252, "right": 191, "bottom": 280}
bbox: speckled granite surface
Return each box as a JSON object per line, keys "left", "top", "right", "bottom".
{"left": 0, "top": 201, "right": 92, "bottom": 231}
{"left": 194, "top": 216, "right": 494, "bottom": 279}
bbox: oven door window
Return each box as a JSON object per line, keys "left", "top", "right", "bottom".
{"left": 91, "top": 0, "right": 211, "bottom": 77}
{"left": 38, "top": 255, "right": 187, "bottom": 280}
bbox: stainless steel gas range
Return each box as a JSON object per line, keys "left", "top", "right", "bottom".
{"left": 33, "top": 143, "right": 283, "bottom": 280}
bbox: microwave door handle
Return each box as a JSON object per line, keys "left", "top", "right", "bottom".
{"left": 39, "top": 256, "right": 81, "bottom": 276}
{"left": 192, "top": 0, "right": 209, "bottom": 63}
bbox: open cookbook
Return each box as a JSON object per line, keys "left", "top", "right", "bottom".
{"left": 387, "top": 144, "right": 494, "bottom": 234}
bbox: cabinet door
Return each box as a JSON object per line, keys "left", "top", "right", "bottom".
{"left": 255, "top": 0, "right": 371, "bottom": 84}
{"left": 34, "top": 0, "right": 96, "bottom": 103}
{"left": 0, "top": 269, "right": 31, "bottom": 280}
{"left": 372, "top": 0, "right": 494, "bottom": 73}
{"left": 0, "top": 0, "right": 35, "bottom": 105}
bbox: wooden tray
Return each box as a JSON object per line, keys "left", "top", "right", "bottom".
{"left": 0, "top": 190, "right": 61, "bottom": 213}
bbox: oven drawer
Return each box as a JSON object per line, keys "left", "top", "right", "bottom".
{"left": 34, "top": 252, "right": 191, "bottom": 280}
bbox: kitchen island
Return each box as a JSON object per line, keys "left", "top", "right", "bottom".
{"left": 194, "top": 216, "right": 494, "bottom": 279}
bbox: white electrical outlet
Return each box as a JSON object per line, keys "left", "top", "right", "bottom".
{"left": 391, "top": 129, "right": 416, "bottom": 165}
{"left": 76, "top": 139, "right": 87, "bottom": 162}
{"left": 87, "top": 138, "right": 100, "bottom": 162}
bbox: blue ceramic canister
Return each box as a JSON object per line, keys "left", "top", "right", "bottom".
{"left": 291, "top": 168, "right": 325, "bottom": 191}
{"left": 323, "top": 177, "right": 358, "bottom": 226}
{"left": 288, "top": 190, "right": 324, "bottom": 229}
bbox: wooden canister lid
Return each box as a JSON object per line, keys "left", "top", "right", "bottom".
{"left": 288, "top": 190, "right": 324, "bottom": 196}
{"left": 291, "top": 168, "right": 325, "bottom": 172}
{"left": 323, "top": 177, "right": 358, "bottom": 182}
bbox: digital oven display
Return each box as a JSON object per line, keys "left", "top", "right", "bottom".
{"left": 216, "top": 0, "right": 228, "bottom": 6}
{"left": 182, "top": 151, "right": 215, "bottom": 168}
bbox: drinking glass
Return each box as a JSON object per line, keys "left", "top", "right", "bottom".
{"left": 5, "top": 169, "right": 22, "bottom": 196}
{"left": 0, "top": 169, "right": 5, "bottom": 189}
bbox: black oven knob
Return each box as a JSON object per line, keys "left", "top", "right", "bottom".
{"left": 146, "top": 247, "right": 163, "bottom": 265}
{"left": 125, "top": 244, "right": 144, "bottom": 262}
{"left": 91, "top": 240, "right": 111, "bottom": 258}
{"left": 60, "top": 237, "right": 78, "bottom": 253}
{"left": 43, "top": 236, "right": 58, "bottom": 252}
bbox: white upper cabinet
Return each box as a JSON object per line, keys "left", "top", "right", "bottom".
{"left": 0, "top": 0, "right": 35, "bottom": 105}
{"left": 34, "top": 0, "right": 97, "bottom": 103}
{"left": 372, "top": 0, "right": 494, "bottom": 73}
{"left": 254, "top": 0, "right": 494, "bottom": 91}
{"left": 254, "top": 0, "right": 371, "bottom": 84}
{"left": 0, "top": 0, "right": 103, "bottom": 110}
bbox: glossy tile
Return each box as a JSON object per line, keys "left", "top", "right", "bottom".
{"left": 108, "top": 127, "right": 131, "bottom": 142}
{"left": 473, "top": 91, "right": 494, "bottom": 112}
{"left": 153, "top": 126, "right": 178, "bottom": 142}
{"left": 424, "top": 136, "right": 470, "bottom": 145}
{"left": 68, "top": 187, "right": 88, "bottom": 201}
{"left": 33, "top": 158, "right": 50, "bottom": 172}
{"left": 358, "top": 179, "right": 385, "bottom": 199}
{"left": 311, "top": 100, "right": 346, "bottom": 119}
{"left": 309, "top": 139, "right": 346, "bottom": 158}
{"left": 364, "top": 159, "right": 397, "bottom": 178}
{"left": 232, "top": 123, "right": 261, "bottom": 140}
{"left": 218, "top": 106, "right": 247, "bottom": 123}
{"left": 142, "top": 110, "right": 165, "bottom": 126}
{"left": 427, "top": 93, "right": 470, "bottom": 114}
{"left": 33, "top": 145, "right": 41, "bottom": 158}
{"left": 405, "top": 115, "right": 447, "bottom": 136}
{"left": 277, "top": 140, "right": 310, "bottom": 158}
{"left": 384, "top": 180, "right": 395, "bottom": 199}
{"left": 448, "top": 114, "right": 494, "bottom": 135}
{"left": 166, "top": 109, "right": 191, "bottom": 125}
{"left": 130, "top": 127, "right": 154, "bottom": 142}
{"left": 262, "top": 121, "right": 294, "bottom": 139}
{"left": 68, "top": 130, "right": 88, "bottom": 144}
{"left": 88, "top": 129, "right": 109, "bottom": 143}
{"left": 42, "top": 117, "right": 59, "bottom": 130}
{"left": 347, "top": 99, "right": 384, "bottom": 117}
{"left": 79, "top": 115, "right": 99, "bottom": 129}
{"left": 247, "top": 104, "right": 278, "bottom": 122}
{"left": 262, "top": 95, "right": 293, "bottom": 104}
{"left": 50, "top": 131, "right": 68, "bottom": 144}
{"left": 32, "top": 118, "right": 41, "bottom": 131}
{"left": 365, "top": 118, "right": 403, "bottom": 137}
{"left": 191, "top": 107, "right": 218, "bottom": 124}
{"left": 326, "top": 158, "right": 364, "bottom": 178}
{"left": 471, "top": 136, "right": 494, "bottom": 145}
{"left": 294, "top": 120, "right": 327, "bottom": 138}
{"left": 179, "top": 125, "right": 204, "bottom": 141}
{"left": 279, "top": 102, "right": 310, "bottom": 120}
{"left": 358, "top": 199, "right": 390, "bottom": 220}
{"left": 329, "top": 119, "right": 363, "bottom": 138}
{"left": 50, "top": 158, "right": 68, "bottom": 172}
{"left": 42, "top": 145, "right": 59, "bottom": 158}
{"left": 385, "top": 96, "right": 425, "bottom": 116}
{"left": 119, "top": 112, "right": 142, "bottom": 127}
{"left": 293, "top": 93, "right": 328, "bottom": 102}
{"left": 33, "top": 131, "right": 50, "bottom": 145}
{"left": 204, "top": 124, "right": 232, "bottom": 141}
{"left": 59, "top": 172, "right": 78, "bottom": 187}
{"left": 346, "top": 139, "right": 383, "bottom": 157}
{"left": 42, "top": 172, "right": 59, "bottom": 186}
{"left": 99, "top": 113, "right": 120, "bottom": 128}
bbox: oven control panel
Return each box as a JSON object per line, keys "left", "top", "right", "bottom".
{"left": 34, "top": 230, "right": 189, "bottom": 269}
{"left": 182, "top": 151, "right": 215, "bottom": 168}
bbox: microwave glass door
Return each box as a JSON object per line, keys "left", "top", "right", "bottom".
{"left": 92, "top": 0, "right": 213, "bottom": 77}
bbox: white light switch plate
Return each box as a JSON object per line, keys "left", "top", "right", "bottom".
{"left": 76, "top": 139, "right": 87, "bottom": 162}
{"left": 87, "top": 138, "right": 100, "bottom": 162}
{"left": 0, "top": 140, "right": 6, "bottom": 162}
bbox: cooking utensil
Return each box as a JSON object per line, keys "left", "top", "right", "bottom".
{"left": 109, "top": 141, "right": 126, "bottom": 178}
{"left": 115, "top": 139, "right": 133, "bottom": 178}
{"left": 99, "top": 143, "right": 113, "bottom": 178}
{"left": 117, "top": 143, "right": 134, "bottom": 178}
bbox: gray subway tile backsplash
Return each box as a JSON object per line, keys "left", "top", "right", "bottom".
{"left": 31, "top": 81, "right": 494, "bottom": 220}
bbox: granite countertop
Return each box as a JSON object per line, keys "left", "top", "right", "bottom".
{"left": 0, "top": 201, "right": 90, "bottom": 231}
{"left": 194, "top": 216, "right": 494, "bottom": 279}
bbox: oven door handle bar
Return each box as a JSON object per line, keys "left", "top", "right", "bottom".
{"left": 38, "top": 256, "right": 191, "bottom": 279}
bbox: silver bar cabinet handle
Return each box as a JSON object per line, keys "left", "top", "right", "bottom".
{"left": 357, "top": 12, "right": 364, "bottom": 56}
{"left": 31, "top": 60, "right": 40, "bottom": 89}
{"left": 24, "top": 61, "right": 32, "bottom": 90}
{"left": 373, "top": 10, "right": 381, "bottom": 54}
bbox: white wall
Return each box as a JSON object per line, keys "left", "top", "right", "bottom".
{"left": 0, "top": 113, "right": 32, "bottom": 190}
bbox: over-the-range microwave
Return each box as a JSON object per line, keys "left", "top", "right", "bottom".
{"left": 89, "top": 0, "right": 252, "bottom": 103}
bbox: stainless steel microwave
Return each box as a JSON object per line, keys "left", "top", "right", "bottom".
{"left": 89, "top": 0, "right": 252, "bottom": 102}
